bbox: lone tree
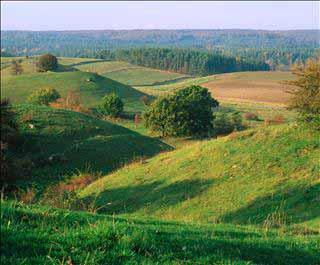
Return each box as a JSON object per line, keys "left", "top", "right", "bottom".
{"left": 98, "top": 93, "right": 124, "bottom": 117}
{"left": 144, "top": 85, "right": 219, "bottom": 137}
{"left": 286, "top": 58, "right": 320, "bottom": 129}
{"left": 10, "top": 60, "right": 23, "bottom": 75}
{"left": 37, "top": 54, "right": 58, "bottom": 72}
{"left": 28, "top": 88, "right": 61, "bottom": 105}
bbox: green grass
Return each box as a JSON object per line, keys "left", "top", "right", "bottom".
{"left": 13, "top": 104, "right": 170, "bottom": 188}
{"left": 81, "top": 124, "right": 320, "bottom": 229}
{"left": 2, "top": 200, "right": 319, "bottom": 265}
{"left": 1, "top": 70, "right": 147, "bottom": 112}
{"left": 68, "top": 59, "right": 191, "bottom": 86}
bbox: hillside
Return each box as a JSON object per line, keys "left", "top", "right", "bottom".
{"left": 1, "top": 69, "right": 147, "bottom": 112}
{"left": 13, "top": 104, "right": 170, "bottom": 186}
{"left": 2, "top": 200, "right": 319, "bottom": 265}
{"left": 81, "top": 124, "right": 320, "bottom": 229}
{"left": 137, "top": 71, "right": 295, "bottom": 105}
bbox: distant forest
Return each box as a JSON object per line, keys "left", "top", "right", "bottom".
{"left": 97, "top": 48, "right": 270, "bottom": 76}
{"left": 1, "top": 29, "right": 319, "bottom": 72}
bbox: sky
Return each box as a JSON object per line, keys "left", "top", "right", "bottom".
{"left": 1, "top": 1, "right": 319, "bottom": 31}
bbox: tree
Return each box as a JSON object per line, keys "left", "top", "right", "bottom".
{"left": 98, "top": 93, "right": 124, "bottom": 117}
{"left": 10, "top": 60, "right": 23, "bottom": 75}
{"left": 286, "top": 58, "right": 320, "bottom": 129}
{"left": 37, "top": 53, "right": 58, "bottom": 72}
{"left": 1, "top": 99, "right": 19, "bottom": 185}
{"left": 144, "top": 85, "right": 219, "bottom": 137}
{"left": 28, "top": 88, "right": 61, "bottom": 105}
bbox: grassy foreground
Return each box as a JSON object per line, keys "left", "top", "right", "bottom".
{"left": 81, "top": 124, "right": 320, "bottom": 229}
{"left": 1, "top": 200, "right": 319, "bottom": 265}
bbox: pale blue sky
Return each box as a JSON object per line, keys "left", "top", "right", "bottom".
{"left": 1, "top": 1, "right": 319, "bottom": 31}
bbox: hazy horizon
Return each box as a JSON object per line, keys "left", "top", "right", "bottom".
{"left": 1, "top": 1, "right": 319, "bottom": 31}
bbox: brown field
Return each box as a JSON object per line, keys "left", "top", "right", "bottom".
{"left": 202, "top": 71, "right": 295, "bottom": 105}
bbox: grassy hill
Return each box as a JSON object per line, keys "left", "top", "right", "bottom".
{"left": 2, "top": 200, "right": 319, "bottom": 265}
{"left": 1, "top": 70, "right": 147, "bottom": 112}
{"left": 136, "top": 71, "right": 295, "bottom": 105}
{"left": 13, "top": 104, "right": 170, "bottom": 187}
{"left": 62, "top": 59, "right": 191, "bottom": 86}
{"left": 81, "top": 124, "right": 320, "bottom": 229}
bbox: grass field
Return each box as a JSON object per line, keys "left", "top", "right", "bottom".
{"left": 81, "top": 124, "right": 320, "bottom": 229}
{"left": 136, "top": 71, "right": 295, "bottom": 105}
{"left": 12, "top": 104, "right": 170, "bottom": 189}
{"left": 1, "top": 69, "right": 148, "bottom": 112}
{"left": 2, "top": 200, "right": 319, "bottom": 265}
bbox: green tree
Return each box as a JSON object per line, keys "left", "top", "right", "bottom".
{"left": 37, "top": 54, "right": 58, "bottom": 72}
{"left": 10, "top": 60, "right": 23, "bottom": 75}
{"left": 144, "top": 85, "right": 219, "bottom": 137}
{"left": 286, "top": 58, "right": 320, "bottom": 129}
{"left": 28, "top": 88, "right": 61, "bottom": 105}
{"left": 98, "top": 93, "right": 124, "bottom": 117}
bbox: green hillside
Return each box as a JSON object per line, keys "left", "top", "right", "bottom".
{"left": 2, "top": 200, "right": 319, "bottom": 265}
{"left": 1, "top": 71, "right": 147, "bottom": 112}
{"left": 81, "top": 124, "right": 320, "bottom": 229}
{"left": 13, "top": 104, "right": 170, "bottom": 186}
{"left": 64, "top": 59, "right": 191, "bottom": 86}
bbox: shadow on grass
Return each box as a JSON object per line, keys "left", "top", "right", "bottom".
{"left": 221, "top": 183, "right": 320, "bottom": 225}
{"left": 68, "top": 59, "right": 111, "bottom": 67}
{"left": 82, "top": 179, "right": 214, "bottom": 215}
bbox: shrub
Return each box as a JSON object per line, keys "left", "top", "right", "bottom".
{"left": 140, "top": 95, "right": 151, "bottom": 106}
{"left": 0, "top": 99, "right": 20, "bottom": 185}
{"left": 98, "top": 93, "right": 124, "bottom": 117}
{"left": 244, "top": 112, "right": 259, "bottom": 121}
{"left": 212, "top": 111, "right": 244, "bottom": 136}
{"left": 144, "top": 85, "right": 219, "bottom": 137}
{"left": 36, "top": 53, "right": 58, "bottom": 72}
{"left": 28, "top": 88, "right": 61, "bottom": 105}
{"left": 272, "top": 114, "right": 285, "bottom": 124}
{"left": 10, "top": 60, "right": 23, "bottom": 75}
{"left": 286, "top": 58, "right": 320, "bottom": 130}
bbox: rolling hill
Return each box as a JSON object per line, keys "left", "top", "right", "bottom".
{"left": 13, "top": 104, "right": 170, "bottom": 187}
{"left": 81, "top": 124, "right": 320, "bottom": 229}
{"left": 136, "top": 71, "right": 295, "bottom": 105}
{"left": 1, "top": 69, "right": 147, "bottom": 112}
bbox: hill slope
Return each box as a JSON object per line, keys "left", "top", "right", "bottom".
{"left": 81, "top": 124, "right": 320, "bottom": 228}
{"left": 1, "top": 69, "right": 147, "bottom": 112}
{"left": 14, "top": 104, "right": 170, "bottom": 186}
{"left": 2, "top": 200, "right": 319, "bottom": 265}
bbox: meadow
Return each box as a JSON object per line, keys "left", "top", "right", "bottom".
{"left": 1, "top": 55, "right": 318, "bottom": 265}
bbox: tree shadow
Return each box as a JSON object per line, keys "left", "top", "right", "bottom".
{"left": 68, "top": 59, "right": 111, "bottom": 67}
{"left": 221, "top": 183, "right": 320, "bottom": 225}
{"left": 82, "top": 179, "right": 214, "bottom": 215}
{"left": 17, "top": 109, "right": 172, "bottom": 190}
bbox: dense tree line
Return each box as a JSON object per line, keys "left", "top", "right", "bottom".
{"left": 97, "top": 48, "right": 270, "bottom": 76}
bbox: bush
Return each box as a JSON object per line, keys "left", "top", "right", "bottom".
{"left": 10, "top": 60, "right": 23, "bottom": 75}
{"left": 244, "top": 112, "right": 259, "bottom": 121}
{"left": 0, "top": 99, "right": 20, "bottom": 185}
{"left": 28, "top": 88, "right": 61, "bottom": 105}
{"left": 212, "top": 111, "right": 244, "bottom": 136}
{"left": 37, "top": 53, "right": 58, "bottom": 72}
{"left": 98, "top": 93, "right": 124, "bottom": 117}
{"left": 140, "top": 95, "right": 151, "bottom": 106}
{"left": 286, "top": 58, "right": 320, "bottom": 130}
{"left": 144, "top": 85, "right": 219, "bottom": 137}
